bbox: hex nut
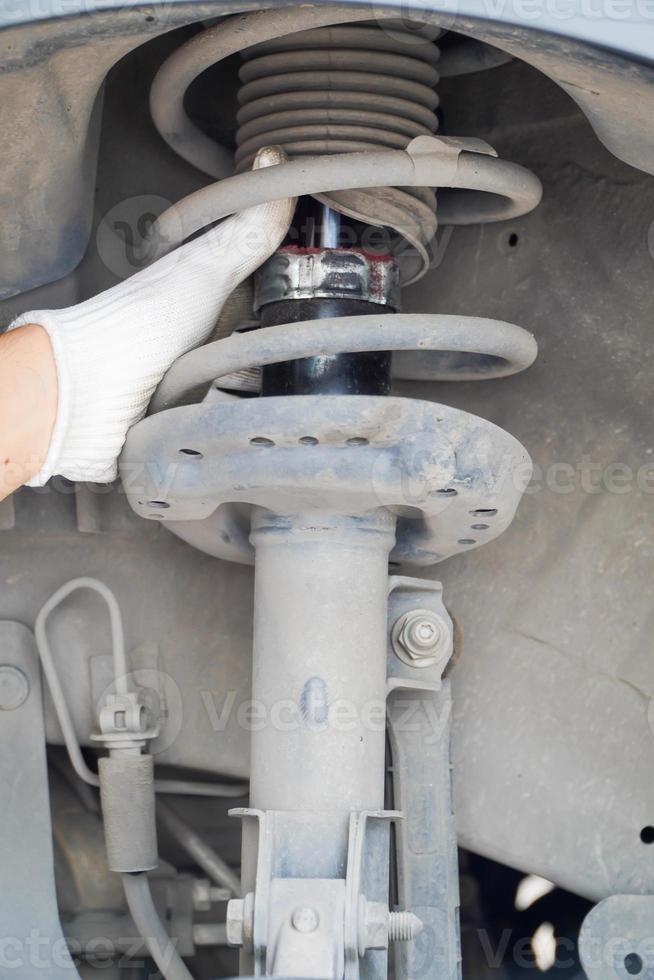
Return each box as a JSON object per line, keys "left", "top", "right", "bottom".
{"left": 226, "top": 898, "right": 245, "bottom": 946}
{"left": 391, "top": 609, "right": 451, "bottom": 669}
{"left": 361, "top": 900, "right": 390, "bottom": 953}
{"left": 226, "top": 893, "right": 254, "bottom": 950}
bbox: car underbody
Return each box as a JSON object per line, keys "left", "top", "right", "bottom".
{"left": 1, "top": 3, "right": 653, "bottom": 978}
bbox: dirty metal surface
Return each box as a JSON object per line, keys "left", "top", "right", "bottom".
{"left": 122, "top": 393, "right": 531, "bottom": 565}
{"left": 2, "top": 2, "right": 654, "bottom": 298}
{"left": 0, "top": 52, "right": 652, "bottom": 900}
{"left": 0, "top": 622, "right": 83, "bottom": 978}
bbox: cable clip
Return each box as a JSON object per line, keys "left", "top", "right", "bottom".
{"left": 93, "top": 689, "right": 160, "bottom": 752}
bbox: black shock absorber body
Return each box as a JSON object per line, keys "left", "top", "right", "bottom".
{"left": 260, "top": 296, "right": 393, "bottom": 397}
{"left": 256, "top": 207, "right": 401, "bottom": 397}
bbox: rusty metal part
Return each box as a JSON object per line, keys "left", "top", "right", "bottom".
{"left": 255, "top": 247, "right": 402, "bottom": 311}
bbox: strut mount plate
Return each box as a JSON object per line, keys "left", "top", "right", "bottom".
{"left": 121, "top": 394, "right": 531, "bottom": 565}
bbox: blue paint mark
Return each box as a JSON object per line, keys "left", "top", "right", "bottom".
{"left": 300, "top": 676, "right": 329, "bottom": 729}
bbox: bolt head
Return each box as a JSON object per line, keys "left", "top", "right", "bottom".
{"left": 0, "top": 666, "right": 29, "bottom": 711}
{"left": 392, "top": 610, "right": 451, "bottom": 669}
{"left": 291, "top": 906, "right": 320, "bottom": 933}
{"left": 405, "top": 617, "right": 440, "bottom": 650}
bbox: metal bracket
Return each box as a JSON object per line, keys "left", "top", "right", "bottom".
{"left": 386, "top": 578, "right": 461, "bottom": 980}
{"left": 0, "top": 621, "right": 82, "bottom": 977}
{"left": 579, "top": 896, "right": 654, "bottom": 980}
{"left": 387, "top": 577, "right": 453, "bottom": 693}
{"left": 230, "top": 808, "right": 400, "bottom": 980}
{"left": 344, "top": 811, "right": 401, "bottom": 980}
{"left": 268, "top": 878, "right": 346, "bottom": 978}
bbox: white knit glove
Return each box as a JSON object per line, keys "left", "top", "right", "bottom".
{"left": 9, "top": 147, "right": 295, "bottom": 485}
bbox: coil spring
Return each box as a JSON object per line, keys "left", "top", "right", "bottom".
{"left": 234, "top": 23, "right": 440, "bottom": 263}
{"left": 150, "top": 5, "right": 542, "bottom": 411}
{"left": 137, "top": 10, "right": 543, "bottom": 566}
{"left": 149, "top": 8, "right": 542, "bottom": 281}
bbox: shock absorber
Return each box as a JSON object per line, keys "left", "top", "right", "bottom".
{"left": 123, "top": 8, "right": 542, "bottom": 978}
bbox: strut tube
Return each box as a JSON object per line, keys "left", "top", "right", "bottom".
{"left": 241, "top": 509, "right": 396, "bottom": 885}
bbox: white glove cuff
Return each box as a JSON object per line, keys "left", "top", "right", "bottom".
{"left": 8, "top": 147, "right": 295, "bottom": 486}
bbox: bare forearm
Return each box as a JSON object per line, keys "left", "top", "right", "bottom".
{"left": 0, "top": 150, "right": 291, "bottom": 494}
{"left": 0, "top": 324, "right": 58, "bottom": 501}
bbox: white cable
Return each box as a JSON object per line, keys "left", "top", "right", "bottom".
{"left": 35, "top": 577, "right": 249, "bottom": 798}
{"left": 36, "top": 577, "right": 123, "bottom": 788}
{"left": 123, "top": 873, "right": 195, "bottom": 980}
{"left": 9, "top": 146, "right": 295, "bottom": 486}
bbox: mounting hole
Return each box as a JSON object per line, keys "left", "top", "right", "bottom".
{"left": 346, "top": 437, "right": 369, "bottom": 447}
{"left": 299, "top": 436, "right": 319, "bottom": 446}
{"left": 250, "top": 437, "right": 275, "bottom": 448}
{"left": 499, "top": 231, "right": 520, "bottom": 255}
{"left": 458, "top": 538, "right": 476, "bottom": 545}
{"left": 470, "top": 508, "right": 497, "bottom": 516}
{"left": 147, "top": 500, "right": 170, "bottom": 509}
{"left": 435, "top": 488, "right": 458, "bottom": 496}
{"left": 471, "top": 523, "right": 490, "bottom": 530}
{"left": 624, "top": 954, "right": 644, "bottom": 976}
{"left": 179, "top": 448, "right": 203, "bottom": 458}
{"left": 640, "top": 826, "right": 654, "bottom": 844}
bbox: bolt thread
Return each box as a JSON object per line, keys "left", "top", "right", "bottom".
{"left": 388, "top": 910, "right": 423, "bottom": 941}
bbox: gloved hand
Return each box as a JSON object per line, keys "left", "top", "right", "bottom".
{"left": 9, "top": 146, "right": 295, "bottom": 485}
